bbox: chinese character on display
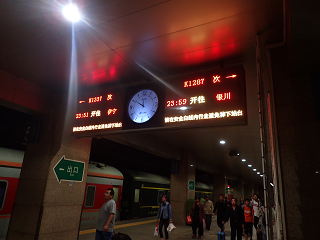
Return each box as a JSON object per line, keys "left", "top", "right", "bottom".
{"left": 198, "top": 96, "right": 205, "bottom": 103}
{"left": 107, "top": 108, "right": 117, "bottom": 115}
{"left": 96, "top": 110, "right": 101, "bottom": 117}
{"left": 67, "top": 166, "right": 72, "bottom": 173}
{"left": 216, "top": 92, "right": 231, "bottom": 101}
{"left": 73, "top": 167, "right": 78, "bottom": 173}
{"left": 190, "top": 96, "right": 197, "bottom": 105}
{"left": 107, "top": 94, "right": 113, "bottom": 101}
{"left": 90, "top": 111, "right": 96, "bottom": 117}
{"left": 212, "top": 75, "right": 221, "bottom": 83}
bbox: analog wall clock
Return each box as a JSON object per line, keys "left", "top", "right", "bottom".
{"left": 128, "top": 89, "right": 158, "bottom": 123}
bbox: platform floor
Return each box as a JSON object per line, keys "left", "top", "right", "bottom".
{"left": 79, "top": 217, "right": 232, "bottom": 240}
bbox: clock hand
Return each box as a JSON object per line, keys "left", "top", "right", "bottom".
{"left": 133, "top": 100, "right": 144, "bottom": 107}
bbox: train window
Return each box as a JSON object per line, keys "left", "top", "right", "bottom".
{"left": 113, "top": 187, "right": 119, "bottom": 203}
{"left": 85, "top": 185, "right": 96, "bottom": 207}
{"left": 134, "top": 189, "right": 140, "bottom": 203}
{"left": 0, "top": 181, "right": 8, "bottom": 211}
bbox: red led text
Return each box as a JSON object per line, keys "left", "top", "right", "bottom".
{"left": 212, "top": 75, "right": 221, "bottom": 83}
{"left": 76, "top": 112, "right": 89, "bottom": 119}
{"left": 216, "top": 92, "right": 231, "bottom": 101}
{"left": 107, "top": 94, "right": 113, "bottom": 100}
{"left": 79, "top": 100, "right": 85, "bottom": 104}
{"left": 226, "top": 74, "right": 237, "bottom": 78}
{"left": 167, "top": 99, "right": 187, "bottom": 107}
{"left": 88, "top": 96, "right": 102, "bottom": 103}
{"left": 108, "top": 108, "right": 118, "bottom": 115}
{"left": 184, "top": 78, "right": 205, "bottom": 88}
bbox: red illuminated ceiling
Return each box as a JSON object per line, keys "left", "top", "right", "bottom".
{"left": 0, "top": 0, "right": 282, "bottom": 89}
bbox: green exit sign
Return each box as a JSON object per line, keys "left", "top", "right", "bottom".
{"left": 53, "top": 156, "right": 85, "bottom": 183}
{"left": 188, "top": 180, "right": 195, "bottom": 191}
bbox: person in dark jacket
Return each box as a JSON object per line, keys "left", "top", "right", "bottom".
{"left": 222, "top": 198, "right": 245, "bottom": 240}
{"left": 213, "top": 194, "right": 228, "bottom": 232}
{"left": 189, "top": 196, "right": 205, "bottom": 239}
{"left": 156, "top": 195, "right": 172, "bottom": 240}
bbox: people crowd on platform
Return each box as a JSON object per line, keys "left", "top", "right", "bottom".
{"left": 186, "top": 193, "right": 271, "bottom": 240}
{"left": 94, "top": 188, "right": 271, "bottom": 240}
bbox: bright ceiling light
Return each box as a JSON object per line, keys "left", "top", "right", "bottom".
{"left": 180, "top": 107, "right": 187, "bottom": 110}
{"left": 242, "top": 159, "right": 246, "bottom": 162}
{"left": 190, "top": 165, "right": 193, "bottom": 167}
{"left": 63, "top": 4, "right": 80, "bottom": 22}
{"left": 248, "top": 165, "right": 252, "bottom": 167}
{"left": 270, "top": 183, "right": 274, "bottom": 186}
{"left": 253, "top": 169, "right": 257, "bottom": 171}
{"left": 260, "top": 175, "right": 263, "bottom": 177}
{"left": 220, "top": 140, "right": 226, "bottom": 144}
{"left": 257, "top": 172, "right": 260, "bottom": 174}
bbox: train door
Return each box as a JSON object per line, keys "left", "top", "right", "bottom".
{"left": 132, "top": 188, "right": 140, "bottom": 218}
{"left": 112, "top": 186, "right": 122, "bottom": 221}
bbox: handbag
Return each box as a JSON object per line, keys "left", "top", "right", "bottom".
{"left": 167, "top": 223, "right": 176, "bottom": 232}
{"left": 154, "top": 221, "right": 158, "bottom": 236}
{"left": 186, "top": 215, "right": 192, "bottom": 225}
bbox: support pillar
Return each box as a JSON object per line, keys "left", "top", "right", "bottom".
{"left": 7, "top": 94, "right": 92, "bottom": 240}
{"left": 212, "top": 174, "right": 226, "bottom": 201}
{"left": 170, "top": 151, "right": 195, "bottom": 225}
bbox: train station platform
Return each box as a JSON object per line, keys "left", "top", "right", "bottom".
{"left": 79, "top": 217, "right": 230, "bottom": 240}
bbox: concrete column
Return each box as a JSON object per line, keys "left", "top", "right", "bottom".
{"left": 233, "top": 178, "right": 243, "bottom": 202}
{"left": 7, "top": 94, "right": 92, "bottom": 240}
{"left": 212, "top": 174, "right": 226, "bottom": 200}
{"left": 170, "top": 151, "right": 195, "bottom": 224}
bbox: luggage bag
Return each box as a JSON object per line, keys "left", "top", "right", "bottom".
{"left": 218, "top": 231, "right": 225, "bottom": 240}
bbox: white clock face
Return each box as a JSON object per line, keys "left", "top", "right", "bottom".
{"left": 128, "top": 89, "right": 158, "bottom": 123}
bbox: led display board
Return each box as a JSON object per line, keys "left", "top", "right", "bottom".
{"left": 72, "top": 65, "right": 246, "bottom": 136}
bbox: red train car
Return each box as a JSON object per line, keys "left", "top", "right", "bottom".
{"left": 0, "top": 147, "right": 123, "bottom": 237}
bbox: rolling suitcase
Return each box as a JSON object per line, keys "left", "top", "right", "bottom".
{"left": 218, "top": 226, "right": 225, "bottom": 240}
{"left": 218, "top": 230, "right": 225, "bottom": 240}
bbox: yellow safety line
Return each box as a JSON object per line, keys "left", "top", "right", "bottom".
{"left": 79, "top": 219, "right": 156, "bottom": 235}
{"left": 141, "top": 187, "right": 170, "bottom": 190}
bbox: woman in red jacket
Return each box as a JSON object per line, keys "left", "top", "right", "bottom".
{"left": 189, "top": 196, "right": 205, "bottom": 239}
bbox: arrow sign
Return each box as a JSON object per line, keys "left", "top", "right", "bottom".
{"left": 53, "top": 156, "right": 85, "bottom": 183}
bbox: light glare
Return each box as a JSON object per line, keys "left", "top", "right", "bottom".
{"left": 242, "top": 159, "right": 246, "bottom": 162}
{"left": 220, "top": 140, "right": 225, "bottom": 144}
{"left": 248, "top": 165, "right": 252, "bottom": 167}
{"left": 253, "top": 169, "right": 257, "bottom": 171}
{"left": 63, "top": 4, "right": 80, "bottom": 22}
{"left": 180, "top": 107, "right": 187, "bottom": 110}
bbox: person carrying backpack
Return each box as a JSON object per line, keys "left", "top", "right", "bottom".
{"left": 242, "top": 198, "right": 254, "bottom": 240}
{"left": 156, "top": 195, "right": 172, "bottom": 240}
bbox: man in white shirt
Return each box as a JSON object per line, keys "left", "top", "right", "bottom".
{"left": 252, "top": 194, "right": 261, "bottom": 230}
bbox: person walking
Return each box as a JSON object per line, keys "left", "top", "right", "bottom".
{"left": 222, "top": 198, "right": 245, "bottom": 240}
{"left": 189, "top": 196, "right": 205, "bottom": 239}
{"left": 204, "top": 195, "right": 214, "bottom": 231}
{"left": 242, "top": 198, "right": 254, "bottom": 240}
{"left": 213, "top": 194, "right": 228, "bottom": 233}
{"left": 95, "top": 188, "right": 116, "bottom": 240}
{"left": 156, "top": 195, "right": 173, "bottom": 240}
{"left": 252, "top": 194, "right": 261, "bottom": 230}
